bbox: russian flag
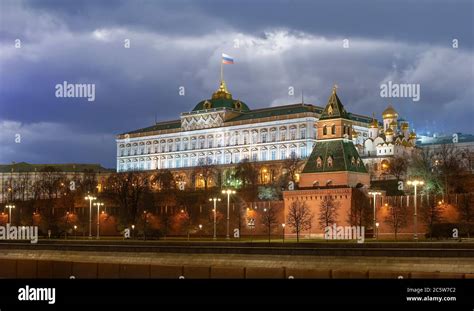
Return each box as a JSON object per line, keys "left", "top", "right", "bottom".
{"left": 222, "top": 53, "right": 234, "bottom": 64}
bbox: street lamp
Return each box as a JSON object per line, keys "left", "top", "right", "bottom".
{"left": 198, "top": 224, "right": 202, "bottom": 239}
{"left": 368, "top": 191, "right": 382, "bottom": 239}
{"left": 84, "top": 195, "right": 96, "bottom": 238}
{"left": 209, "top": 197, "right": 221, "bottom": 240}
{"left": 93, "top": 202, "right": 104, "bottom": 239}
{"left": 65, "top": 212, "right": 70, "bottom": 239}
{"left": 131, "top": 224, "right": 135, "bottom": 239}
{"left": 222, "top": 189, "right": 236, "bottom": 239}
{"left": 282, "top": 223, "right": 286, "bottom": 243}
{"left": 5, "top": 204, "right": 15, "bottom": 225}
{"left": 407, "top": 179, "right": 424, "bottom": 240}
{"left": 73, "top": 225, "right": 77, "bottom": 239}
{"left": 375, "top": 222, "right": 380, "bottom": 239}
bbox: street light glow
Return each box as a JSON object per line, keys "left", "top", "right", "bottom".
{"left": 84, "top": 195, "right": 96, "bottom": 238}
{"left": 221, "top": 189, "right": 235, "bottom": 239}
{"left": 209, "top": 196, "right": 221, "bottom": 240}
{"left": 407, "top": 178, "right": 425, "bottom": 240}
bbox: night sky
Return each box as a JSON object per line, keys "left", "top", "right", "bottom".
{"left": 1, "top": 0, "right": 473, "bottom": 168}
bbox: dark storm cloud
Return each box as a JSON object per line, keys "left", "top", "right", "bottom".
{"left": 0, "top": 0, "right": 473, "bottom": 168}
{"left": 14, "top": 0, "right": 474, "bottom": 48}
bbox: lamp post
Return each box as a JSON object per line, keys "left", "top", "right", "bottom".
{"left": 143, "top": 211, "right": 148, "bottom": 240}
{"left": 93, "top": 202, "right": 104, "bottom": 239}
{"left": 209, "top": 197, "right": 221, "bottom": 240}
{"left": 5, "top": 204, "right": 15, "bottom": 225}
{"left": 221, "top": 189, "right": 236, "bottom": 239}
{"left": 282, "top": 223, "right": 286, "bottom": 243}
{"left": 199, "top": 224, "right": 202, "bottom": 239}
{"left": 65, "top": 212, "right": 70, "bottom": 239}
{"left": 375, "top": 222, "right": 379, "bottom": 239}
{"left": 131, "top": 224, "right": 135, "bottom": 239}
{"left": 73, "top": 225, "right": 77, "bottom": 239}
{"left": 368, "top": 191, "right": 381, "bottom": 239}
{"left": 84, "top": 195, "right": 96, "bottom": 238}
{"left": 407, "top": 179, "right": 424, "bottom": 240}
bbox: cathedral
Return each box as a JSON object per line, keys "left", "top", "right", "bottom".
{"left": 357, "top": 105, "right": 417, "bottom": 180}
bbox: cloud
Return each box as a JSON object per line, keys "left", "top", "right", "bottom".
{"left": 0, "top": 120, "right": 114, "bottom": 166}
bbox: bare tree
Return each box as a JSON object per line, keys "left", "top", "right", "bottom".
{"left": 153, "top": 169, "right": 175, "bottom": 191}
{"left": 408, "top": 149, "right": 443, "bottom": 194}
{"left": 422, "top": 195, "right": 444, "bottom": 239}
{"left": 348, "top": 188, "right": 371, "bottom": 227}
{"left": 384, "top": 200, "right": 408, "bottom": 240}
{"left": 235, "top": 159, "right": 259, "bottom": 188}
{"left": 318, "top": 195, "right": 339, "bottom": 230}
{"left": 105, "top": 172, "right": 150, "bottom": 230}
{"left": 458, "top": 193, "right": 474, "bottom": 238}
{"left": 287, "top": 200, "right": 313, "bottom": 242}
{"left": 261, "top": 204, "right": 279, "bottom": 243}
{"left": 433, "top": 144, "right": 466, "bottom": 200}
{"left": 387, "top": 156, "right": 408, "bottom": 181}
{"left": 282, "top": 156, "right": 303, "bottom": 184}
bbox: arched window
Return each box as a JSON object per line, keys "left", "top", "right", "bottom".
{"left": 316, "top": 157, "right": 322, "bottom": 168}
{"left": 323, "top": 125, "right": 327, "bottom": 136}
{"left": 331, "top": 125, "right": 336, "bottom": 135}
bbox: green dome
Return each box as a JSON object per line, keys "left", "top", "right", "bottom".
{"left": 192, "top": 80, "right": 250, "bottom": 112}
{"left": 193, "top": 98, "right": 249, "bottom": 112}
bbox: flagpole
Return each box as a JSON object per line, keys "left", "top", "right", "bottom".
{"left": 220, "top": 60, "right": 223, "bottom": 81}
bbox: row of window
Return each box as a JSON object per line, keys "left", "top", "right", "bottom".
{"left": 118, "top": 148, "right": 308, "bottom": 172}
{"left": 315, "top": 155, "right": 362, "bottom": 168}
{"left": 120, "top": 130, "right": 312, "bottom": 156}
{"left": 322, "top": 124, "right": 352, "bottom": 136}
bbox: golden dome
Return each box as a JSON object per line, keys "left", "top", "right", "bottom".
{"left": 409, "top": 131, "right": 416, "bottom": 139}
{"left": 369, "top": 113, "right": 378, "bottom": 128}
{"left": 385, "top": 128, "right": 394, "bottom": 135}
{"left": 390, "top": 120, "right": 397, "bottom": 126}
{"left": 382, "top": 105, "right": 398, "bottom": 119}
{"left": 401, "top": 122, "right": 409, "bottom": 129}
{"left": 212, "top": 80, "right": 232, "bottom": 100}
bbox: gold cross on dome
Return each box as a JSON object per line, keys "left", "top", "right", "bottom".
{"left": 332, "top": 84, "right": 338, "bottom": 94}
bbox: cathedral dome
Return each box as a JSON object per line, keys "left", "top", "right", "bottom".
{"left": 385, "top": 127, "right": 394, "bottom": 135}
{"left": 382, "top": 105, "right": 398, "bottom": 119}
{"left": 370, "top": 116, "right": 378, "bottom": 128}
